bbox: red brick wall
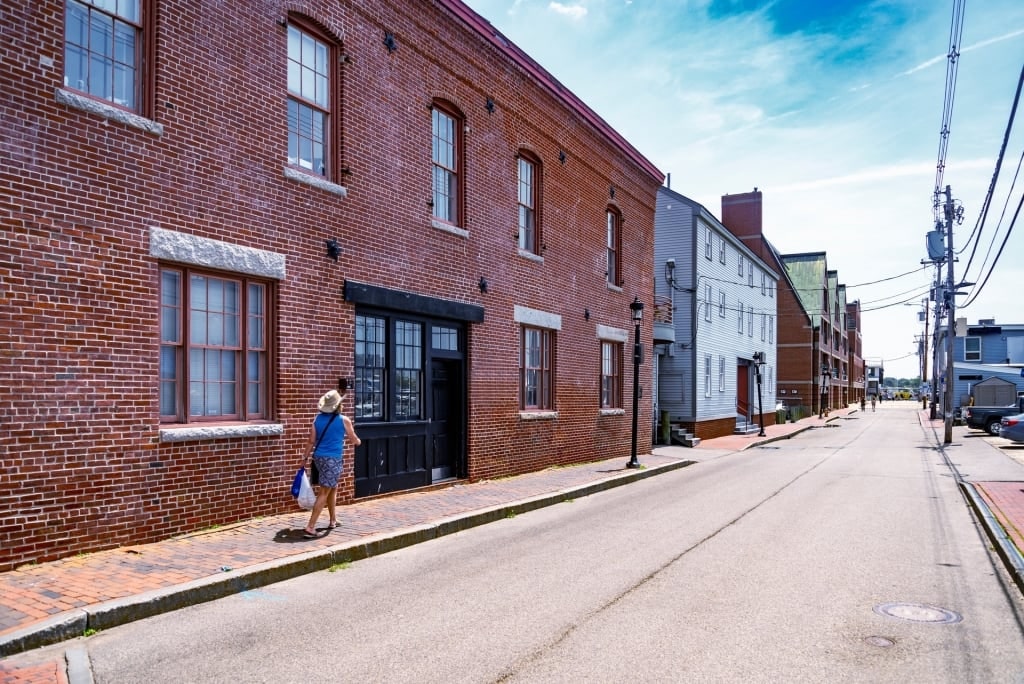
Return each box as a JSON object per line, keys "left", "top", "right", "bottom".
{"left": 684, "top": 413, "right": 777, "bottom": 441}
{"left": 0, "top": 0, "right": 660, "bottom": 569}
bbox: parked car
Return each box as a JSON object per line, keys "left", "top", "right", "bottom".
{"left": 964, "top": 399, "right": 1024, "bottom": 436}
{"left": 1001, "top": 413, "right": 1024, "bottom": 443}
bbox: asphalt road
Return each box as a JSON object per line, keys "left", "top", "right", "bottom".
{"left": 57, "top": 406, "right": 1024, "bottom": 682}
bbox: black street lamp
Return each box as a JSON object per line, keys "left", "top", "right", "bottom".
{"left": 753, "top": 351, "right": 766, "bottom": 436}
{"left": 819, "top": 364, "right": 831, "bottom": 418}
{"left": 627, "top": 297, "right": 644, "bottom": 469}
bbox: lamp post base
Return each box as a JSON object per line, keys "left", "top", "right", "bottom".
{"left": 626, "top": 459, "right": 642, "bottom": 469}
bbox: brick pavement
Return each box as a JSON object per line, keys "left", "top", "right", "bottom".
{"left": 976, "top": 481, "right": 1024, "bottom": 556}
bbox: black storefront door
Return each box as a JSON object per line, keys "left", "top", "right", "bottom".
{"left": 429, "top": 358, "right": 462, "bottom": 482}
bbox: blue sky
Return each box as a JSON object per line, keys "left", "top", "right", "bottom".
{"left": 463, "top": 0, "right": 1024, "bottom": 380}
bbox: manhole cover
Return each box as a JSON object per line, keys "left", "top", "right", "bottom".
{"left": 873, "top": 602, "right": 962, "bottom": 624}
{"left": 864, "top": 636, "right": 895, "bottom": 648}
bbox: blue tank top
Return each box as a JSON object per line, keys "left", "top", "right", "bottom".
{"left": 312, "top": 412, "right": 345, "bottom": 459}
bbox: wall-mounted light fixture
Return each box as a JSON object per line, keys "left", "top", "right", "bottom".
{"left": 383, "top": 32, "right": 398, "bottom": 53}
{"left": 485, "top": 98, "right": 495, "bottom": 114}
{"left": 478, "top": 276, "right": 488, "bottom": 294}
{"left": 276, "top": 17, "right": 288, "bottom": 28}
{"left": 325, "top": 238, "right": 341, "bottom": 262}
{"left": 584, "top": 308, "right": 590, "bottom": 321}
{"left": 559, "top": 150, "right": 567, "bottom": 165}
{"left": 609, "top": 185, "right": 616, "bottom": 199}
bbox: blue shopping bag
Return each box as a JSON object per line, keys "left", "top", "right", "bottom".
{"left": 290, "top": 468, "right": 305, "bottom": 498}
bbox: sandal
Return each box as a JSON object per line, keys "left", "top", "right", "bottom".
{"left": 302, "top": 529, "right": 318, "bottom": 539}
{"left": 328, "top": 522, "right": 340, "bottom": 529}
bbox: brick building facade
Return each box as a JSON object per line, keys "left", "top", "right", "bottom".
{"left": 0, "top": 0, "right": 661, "bottom": 569}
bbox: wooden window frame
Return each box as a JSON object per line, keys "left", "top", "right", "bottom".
{"left": 517, "top": 151, "right": 542, "bottom": 253}
{"left": 431, "top": 101, "right": 463, "bottom": 226}
{"left": 600, "top": 341, "right": 623, "bottom": 409}
{"left": 64, "top": 0, "right": 155, "bottom": 117}
{"left": 606, "top": 208, "right": 622, "bottom": 286}
{"left": 159, "top": 266, "right": 272, "bottom": 424}
{"left": 521, "top": 325, "right": 555, "bottom": 410}
{"left": 286, "top": 18, "right": 339, "bottom": 181}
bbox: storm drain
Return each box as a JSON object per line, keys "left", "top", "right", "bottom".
{"left": 873, "top": 602, "right": 962, "bottom": 624}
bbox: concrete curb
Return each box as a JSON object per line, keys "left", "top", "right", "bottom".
{"left": 960, "top": 482, "right": 1024, "bottom": 595}
{"left": 0, "top": 458, "right": 696, "bottom": 657}
{"left": 737, "top": 426, "right": 813, "bottom": 451}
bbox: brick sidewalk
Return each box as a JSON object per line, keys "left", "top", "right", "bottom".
{"left": 976, "top": 481, "right": 1024, "bottom": 556}
{"left": 0, "top": 451, "right": 697, "bottom": 660}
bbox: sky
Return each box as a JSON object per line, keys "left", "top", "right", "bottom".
{"left": 462, "top": 0, "right": 1024, "bottom": 381}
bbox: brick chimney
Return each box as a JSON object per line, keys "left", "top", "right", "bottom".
{"left": 721, "top": 188, "right": 763, "bottom": 258}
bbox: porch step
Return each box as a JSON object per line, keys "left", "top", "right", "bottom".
{"left": 733, "top": 420, "right": 761, "bottom": 435}
{"left": 670, "top": 425, "right": 701, "bottom": 448}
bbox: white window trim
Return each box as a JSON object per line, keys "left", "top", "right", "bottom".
{"left": 705, "top": 284, "right": 712, "bottom": 321}
{"left": 964, "top": 336, "right": 981, "bottom": 361}
{"left": 704, "top": 354, "right": 712, "bottom": 398}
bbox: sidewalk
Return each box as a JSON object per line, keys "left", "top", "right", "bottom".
{"left": 2, "top": 404, "right": 1022, "bottom": 681}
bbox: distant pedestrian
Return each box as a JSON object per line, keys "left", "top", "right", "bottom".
{"left": 870, "top": 395, "right": 876, "bottom": 412}
{"left": 300, "top": 387, "right": 361, "bottom": 539}
{"left": 861, "top": 396, "right": 866, "bottom": 411}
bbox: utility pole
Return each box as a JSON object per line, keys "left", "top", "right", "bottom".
{"left": 922, "top": 297, "right": 929, "bottom": 410}
{"left": 930, "top": 267, "right": 941, "bottom": 420}
{"left": 943, "top": 185, "right": 955, "bottom": 444}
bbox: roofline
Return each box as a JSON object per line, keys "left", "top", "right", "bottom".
{"left": 657, "top": 186, "right": 779, "bottom": 278}
{"left": 764, "top": 238, "right": 814, "bottom": 327}
{"left": 436, "top": 0, "right": 664, "bottom": 184}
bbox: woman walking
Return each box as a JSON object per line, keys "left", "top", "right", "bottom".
{"left": 301, "top": 388, "right": 361, "bottom": 538}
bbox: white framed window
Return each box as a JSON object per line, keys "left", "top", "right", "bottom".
{"left": 769, "top": 280, "right": 775, "bottom": 298}
{"left": 704, "top": 354, "right": 712, "bottom": 398}
{"left": 748, "top": 262, "right": 754, "bottom": 287}
{"left": 761, "top": 313, "right": 766, "bottom": 341}
{"left": 719, "top": 237, "right": 726, "bottom": 264}
{"left": 738, "top": 254, "right": 744, "bottom": 277}
{"left": 705, "top": 227, "right": 713, "bottom": 259}
{"left": 761, "top": 272, "right": 767, "bottom": 295}
{"left": 747, "top": 306, "right": 754, "bottom": 337}
{"left": 705, "top": 284, "right": 712, "bottom": 321}
{"left": 737, "top": 299, "right": 744, "bottom": 333}
{"left": 964, "top": 336, "right": 981, "bottom": 361}
{"left": 719, "top": 291, "right": 726, "bottom": 317}
{"left": 718, "top": 355, "right": 726, "bottom": 392}
{"left": 769, "top": 315, "right": 775, "bottom": 343}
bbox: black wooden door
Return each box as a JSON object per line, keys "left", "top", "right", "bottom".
{"left": 429, "top": 358, "right": 462, "bottom": 481}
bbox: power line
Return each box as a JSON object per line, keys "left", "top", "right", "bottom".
{"left": 932, "top": 0, "right": 966, "bottom": 222}
{"left": 959, "top": 59, "right": 1024, "bottom": 307}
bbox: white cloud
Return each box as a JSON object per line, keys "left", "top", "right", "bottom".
{"left": 461, "top": 0, "right": 1024, "bottom": 378}
{"left": 548, "top": 2, "right": 587, "bottom": 20}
